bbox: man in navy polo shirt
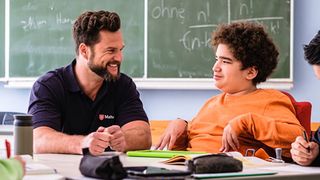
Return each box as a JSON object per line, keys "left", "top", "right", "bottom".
{"left": 28, "top": 10, "right": 151, "bottom": 155}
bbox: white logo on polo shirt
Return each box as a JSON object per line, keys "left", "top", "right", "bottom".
{"left": 104, "top": 115, "right": 114, "bottom": 119}
{"left": 99, "top": 114, "right": 115, "bottom": 120}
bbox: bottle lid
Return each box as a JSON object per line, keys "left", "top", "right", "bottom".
{"left": 13, "top": 114, "right": 33, "bottom": 120}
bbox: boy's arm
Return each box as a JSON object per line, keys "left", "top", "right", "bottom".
{"left": 229, "top": 97, "right": 304, "bottom": 157}
{"left": 154, "top": 119, "right": 188, "bottom": 150}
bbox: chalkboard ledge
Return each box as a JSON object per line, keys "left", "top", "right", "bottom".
{"left": 1, "top": 78, "right": 293, "bottom": 90}
{"left": 134, "top": 78, "right": 293, "bottom": 90}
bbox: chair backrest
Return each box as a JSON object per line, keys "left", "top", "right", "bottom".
{"left": 281, "top": 91, "right": 312, "bottom": 136}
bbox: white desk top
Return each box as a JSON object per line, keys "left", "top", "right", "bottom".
{"left": 26, "top": 153, "right": 320, "bottom": 180}
{"left": 30, "top": 153, "right": 187, "bottom": 179}
{"left": 2, "top": 134, "right": 320, "bottom": 180}
{"left": 0, "top": 131, "right": 320, "bottom": 180}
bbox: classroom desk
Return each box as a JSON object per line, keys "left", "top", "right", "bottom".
{"left": 1, "top": 134, "right": 320, "bottom": 180}
{"left": 27, "top": 153, "right": 320, "bottom": 180}
{"left": 31, "top": 153, "right": 187, "bottom": 179}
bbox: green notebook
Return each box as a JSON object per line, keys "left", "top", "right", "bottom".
{"left": 126, "top": 150, "right": 206, "bottom": 158}
{"left": 192, "top": 169, "right": 277, "bottom": 179}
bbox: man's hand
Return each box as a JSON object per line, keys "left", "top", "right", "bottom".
{"left": 154, "top": 119, "right": 188, "bottom": 150}
{"left": 81, "top": 127, "right": 111, "bottom": 155}
{"left": 291, "top": 136, "right": 319, "bottom": 166}
{"left": 104, "top": 125, "right": 126, "bottom": 152}
{"left": 220, "top": 124, "right": 239, "bottom": 152}
{"left": 81, "top": 125, "right": 127, "bottom": 155}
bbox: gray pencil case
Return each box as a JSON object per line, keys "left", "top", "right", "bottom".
{"left": 187, "top": 153, "right": 243, "bottom": 174}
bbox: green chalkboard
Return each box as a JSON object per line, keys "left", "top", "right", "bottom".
{"left": 2, "top": 0, "right": 292, "bottom": 84}
{"left": 148, "top": 0, "right": 291, "bottom": 79}
{"left": 0, "top": 0, "right": 4, "bottom": 77}
{"left": 9, "top": 0, "right": 144, "bottom": 77}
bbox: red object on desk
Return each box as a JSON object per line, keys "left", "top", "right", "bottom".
{"left": 5, "top": 139, "right": 11, "bottom": 158}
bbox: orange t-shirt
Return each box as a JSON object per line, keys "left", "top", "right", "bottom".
{"left": 185, "top": 89, "right": 304, "bottom": 158}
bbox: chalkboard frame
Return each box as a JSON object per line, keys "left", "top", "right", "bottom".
{"left": 2, "top": 0, "right": 293, "bottom": 90}
{"left": 0, "top": 0, "right": 5, "bottom": 78}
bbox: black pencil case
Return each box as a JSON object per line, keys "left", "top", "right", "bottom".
{"left": 79, "top": 148, "right": 127, "bottom": 179}
{"left": 187, "top": 153, "right": 243, "bottom": 174}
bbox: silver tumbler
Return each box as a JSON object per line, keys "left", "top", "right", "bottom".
{"left": 13, "top": 114, "right": 33, "bottom": 156}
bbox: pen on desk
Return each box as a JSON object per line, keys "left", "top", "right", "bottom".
{"left": 5, "top": 139, "right": 11, "bottom": 158}
{"left": 302, "top": 131, "right": 311, "bottom": 153}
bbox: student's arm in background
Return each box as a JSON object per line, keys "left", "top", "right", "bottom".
{"left": 0, "top": 156, "right": 25, "bottom": 180}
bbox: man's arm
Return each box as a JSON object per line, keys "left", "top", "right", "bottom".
{"left": 121, "top": 120, "right": 152, "bottom": 151}
{"left": 34, "top": 126, "right": 110, "bottom": 155}
{"left": 34, "top": 127, "right": 84, "bottom": 154}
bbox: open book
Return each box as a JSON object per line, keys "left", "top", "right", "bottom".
{"left": 162, "top": 153, "right": 205, "bottom": 165}
{"left": 162, "top": 151, "right": 286, "bottom": 168}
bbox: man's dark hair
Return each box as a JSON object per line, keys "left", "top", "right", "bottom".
{"left": 212, "top": 22, "right": 279, "bottom": 85}
{"left": 304, "top": 31, "right": 320, "bottom": 65}
{"left": 72, "top": 10, "right": 121, "bottom": 55}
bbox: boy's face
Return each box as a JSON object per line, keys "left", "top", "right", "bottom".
{"left": 312, "top": 65, "right": 320, "bottom": 79}
{"left": 213, "top": 44, "right": 256, "bottom": 95}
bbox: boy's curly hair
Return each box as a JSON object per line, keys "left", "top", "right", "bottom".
{"left": 212, "top": 22, "right": 279, "bottom": 85}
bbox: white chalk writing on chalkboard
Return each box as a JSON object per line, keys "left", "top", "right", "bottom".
{"left": 148, "top": 0, "right": 291, "bottom": 79}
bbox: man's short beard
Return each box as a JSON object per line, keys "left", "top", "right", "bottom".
{"left": 88, "top": 61, "right": 120, "bottom": 82}
{"left": 103, "top": 67, "right": 120, "bottom": 82}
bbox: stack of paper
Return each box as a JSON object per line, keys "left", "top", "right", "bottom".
{"left": 26, "top": 162, "right": 57, "bottom": 175}
{"left": 21, "top": 155, "right": 57, "bottom": 175}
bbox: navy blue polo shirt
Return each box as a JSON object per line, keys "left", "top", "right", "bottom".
{"left": 28, "top": 59, "right": 148, "bottom": 135}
